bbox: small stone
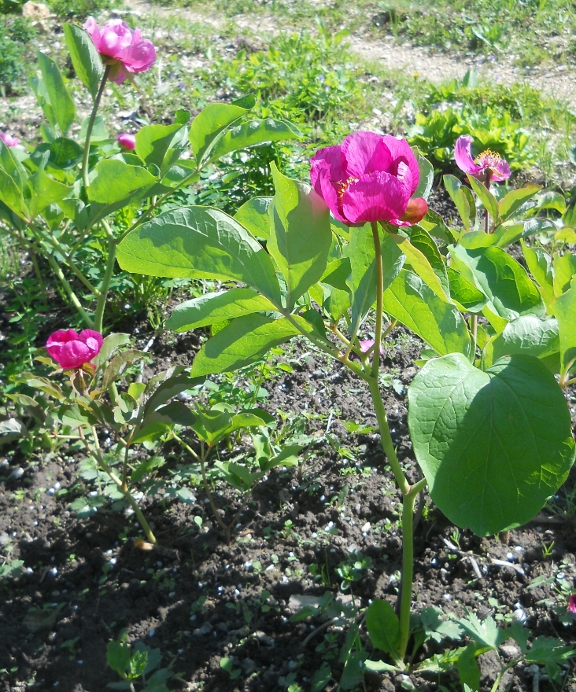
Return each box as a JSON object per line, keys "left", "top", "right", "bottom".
{"left": 22, "top": 1, "right": 51, "bottom": 19}
{"left": 241, "top": 658, "right": 257, "bottom": 674}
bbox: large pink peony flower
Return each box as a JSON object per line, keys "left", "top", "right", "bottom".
{"left": 84, "top": 17, "right": 156, "bottom": 85}
{"left": 310, "top": 132, "right": 427, "bottom": 226}
{"left": 454, "top": 135, "right": 511, "bottom": 182}
{"left": 46, "top": 329, "right": 103, "bottom": 369}
{"left": 0, "top": 132, "right": 19, "bottom": 147}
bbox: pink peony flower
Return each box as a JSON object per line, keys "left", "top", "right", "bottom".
{"left": 569, "top": 594, "right": 576, "bottom": 614}
{"left": 46, "top": 329, "right": 103, "bottom": 369}
{"left": 84, "top": 17, "right": 156, "bottom": 85}
{"left": 310, "top": 131, "right": 427, "bottom": 226}
{"left": 0, "top": 132, "right": 19, "bottom": 147}
{"left": 117, "top": 133, "right": 136, "bottom": 150}
{"left": 454, "top": 135, "right": 511, "bottom": 182}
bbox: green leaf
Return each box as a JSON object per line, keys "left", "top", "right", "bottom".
{"left": 347, "top": 226, "right": 404, "bottom": 337}
{"left": 524, "top": 636, "right": 575, "bottom": 665}
{"left": 234, "top": 196, "right": 272, "bottom": 239}
{"left": 450, "top": 244, "right": 544, "bottom": 321}
{"left": 467, "top": 175, "right": 499, "bottom": 221}
{"left": 457, "top": 643, "right": 481, "bottom": 691}
{"left": 447, "top": 267, "right": 488, "bottom": 313}
{"left": 27, "top": 170, "right": 71, "bottom": 218}
{"left": 93, "top": 333, "right": 131, "bottom": 368}
{"left": 456, "top": 614, "right": 505, "bottom": 650}
{"left": 29, "top": 75, "right": 55, "bottom": 131}
{"left": 102, "top": 350, "right": 147, "bottom": 391}
{"left": 30, "top": 138, "right": 84, "bottom": 170}
{"left": 268, "top": 164, "right": 332, "bottom": 309}
{"left": 443, "top": 174, "right": 472, "bottom": 232}
{"left": 79, "top": 115, "right": 108, "bottom": 143}
{"left": 88, "top": 159, "right": 156, "bottom": 205}
{"left": 408, "top": 353, "right": 575, "bottom": 535}
{"left": 365, "top": 600, "right": 400, "bottom": 659}
{"left": 551, "top": 281, "right": 576, "bottom": 371}
{"left": 63, "top": 23, "right": 104, "bottom": 98}
{"left": 553, "top": 252, "right": 576, "bottom": 296}
{"left": 393, "top": 233, "right": 449, "bottom": 301}
{"left": 0, "top": 139, "right": 27, "bottom": 189}
{"left": 190, "top": 314, "right": 315, "bottom": 377}
{"left": 207, "top": 118, "right": 301, "bottom": 163}
{"left": 483, "top": 316, "right": 559, "bottom": 370}
{"left": 498, "top": 184, "right": 541, "bottom": 221}
{"left": 321, "top": 257, "right": 352, "bottom": 292}
{"left": 135, "top": 114, "right": 190, "bottom": 169}
{"left": 406, "top": 225, "right": 450, "bottom": 298}
{"left": 414, "top": 151, "right": 434, "bottom": 200}
{"left": 167, "top": 288, "right": 276, "bottom": 332}
{"left": 189, "top": 96, "right": 255, "bottom": 164}
{"left": 522, "top": 242, "right": 555, "bottom": 309}
{"left": 37, "top": 51, "right": 76, "bottom": 136}
{"left": 107, "top": 640, "right": 131, "bottom": 678}
{"left": 117, "top": 207, "right": 282, "bottom": 305}
{"left": 383, "top": 270, "right": 471, "bottom": 357}
{"left": 0, "top": 168, "right": 28, "bottom": 219}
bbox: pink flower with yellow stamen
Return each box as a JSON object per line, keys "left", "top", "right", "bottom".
{"left": 454, "top": 135, "right": 511, "bottom": 182}
{"left": 310, "top": 132, "right": 427, "bottom": 226}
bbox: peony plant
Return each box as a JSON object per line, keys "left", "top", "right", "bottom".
{"left": 115, "top": 128, "right": 575, "bottom": 673}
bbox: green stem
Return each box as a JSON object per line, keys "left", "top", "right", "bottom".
{"left": 82, "top": 66, "right": 110, "bottom": 189}
{"left": 93, "top": 222, "right": 117, "bottom": 333}
{"left": 398, "top": 490, "right": 416, "bottom": 659}
{"left": 46, "top": 254, "right": 94, "bottom": 327}
{"left": 471, "top": 314, "right": 478, "bottom": 360}
{"left": 86, "top": 427, "right": 156, "bottom": 543}
{"left": 371, "top": 221, "right": 384, "bottom": 379}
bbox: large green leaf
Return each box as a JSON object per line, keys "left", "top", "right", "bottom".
{"left": 552, "top": 281, "right": 576, "bottom": 371}
{"left": 522, "top": 242, "right": 555, "bottom": 309}
{"left": 553, "top": 252, "right": 576, "bottom": 296}
{"left": 467, "top": 175, "right": 499, "bottom": 221}
{"left": 37, "top": 51, "right": 76, "bottom": 136}
{"left": 450, "top": 244, "right": 544, "bottom": 321}
{"left": 443, "top": 174, "right": 473, "bottom": 232}
{"left": 63, "top": 23, "right": 104, "bottom": 98}
{"left": 365, "top": 600, "right": 400, "bottom": 659}
{"left": 88, "top": 159, "right": 156, "bottom": 205}
{"left": 404, "top": 226, "right": 450, "bottom": 298}
{"left": 234, "top": 196, "right": 272, "bottom": 239}
{"left": 207, "top": 118, "right": 301, "bottom": 163}
{"left": 167, "top": 288, "right": 276, "bottom": 332}
{"left": 483, "top": 316, "right": 559, "bottom": 370}
{"left": 135, "top": 111, "right": 190, "bottom": 170}
{"left": 408, "top": 353, "right": 575, "bottom": 535}
{"left": 117, "top": 206, "right": 282, "bottom": 305}
{"left": 498, "top": 185, "right": 540, "bottom": 221}
{"left": 27, "top": 170, "right": 71, "bottom": 218}
{"left": 447, "top": 267, "right": 488, "bottom": 313}
{"left": 0, "top": 139, "right": 27, "bottom": 189}
{"left": 347, "top": 226, "right": 404, "bottom": 337}
{"left": 190, "top": 314, "right": 314, "bottom": 376}
{"left": 268, "top": 165, "right": 331, "bottom": 309}
{"left": 383, "top": 270, "right": 471, "bottom": 357}
{"left": 189, "top": 95, "right": 255, "bottom": 164}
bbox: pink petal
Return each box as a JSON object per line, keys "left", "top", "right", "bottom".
{"left": 59, "top": 341, "right": 93, "bottom": 369}
{"left": 0, "top": 132, "right": 19, "bottom": 147}
{"left": 99, "top": 20, "right": 133, "bottom": 58}
{"left": 79, "top": 329, "right": 103, "bottom": 357}
{"left": 454, "top": 135, "right": 483, "bottom": 176}
{"left": 46, "top": 329, "right": 79, "bottom": 365}
{"left": 489, "top": 159, "right": 511, "bottom": 182}
{"left": 120, "top": 39, "right": 157, "bottom": 72}
{"left": 342, "top": 171, "right": 409, "bottom": 224}
{"left": 341, "top": 132, "right": 392, "bottom": 179}
{"left": 109, "top": 62, "right": 128, "bottom": 84}
{"left": 569, "top": 595, "right": 576, "bottom": 614}
{"left": 310, "top": 158, "right": 348, "bottom": 223}
{"left": 310, "top": 145, "right": 346, "bottom": 191}
{"left": 84, "top": 16, "right": 101, "bottom": 50}
{"left": 380, "top": 135, "right": 420, "bottom": 195}
{"left": 399, "top": 197, "right": 428, "bottom": 225}
{"left": 359, "top": 339, "right": 384, "bottom": 355}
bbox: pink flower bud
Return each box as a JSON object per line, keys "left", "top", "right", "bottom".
{"left": 118, "top": 133, "right": 136, "bottom": 150}
{"left": 569, "top": 594, "right": 576, "bottom": 614}
{"left": 84, "top": 17, "right": 156, "bottom": 85}
{"left": 46, "top": 329, "right": 103, "bottom": 369}
{"left": 0, "top": 132, "right": 19, "bottom": 147}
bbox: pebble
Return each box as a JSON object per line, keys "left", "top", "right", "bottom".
{"left": 513, "top": 608, "right": 527, "bottom": 623}
{"left": 361, "top": 522, "right": 371, "bottom": 533}
{"left": 193, "top": 623, "right": 212, "bottom": 636}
